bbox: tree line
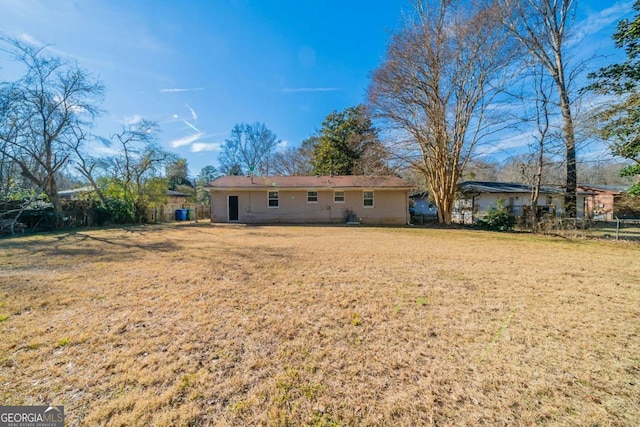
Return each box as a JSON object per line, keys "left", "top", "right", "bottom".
{"left": 2, "top": 0, "right": 640, "bottom": 230}
{"left": 0, "top": 38, "right": 222, "bottom": 230}
{"left": 217, "top": 0, "right": 640, "bottom": 225}
{"left": 217, "top": 105, "right": 394, "bottom": 177}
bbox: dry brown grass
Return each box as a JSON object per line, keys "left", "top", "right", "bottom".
{"left": 0, "top": 224, "right": 639, "bottom": 426}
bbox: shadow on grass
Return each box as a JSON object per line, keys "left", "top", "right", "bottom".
{"left": 0, "top": 225, "right": 183, "bottom": 260}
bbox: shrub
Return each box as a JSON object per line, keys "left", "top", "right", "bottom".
{"left": 478, "top": 200, "right": 515, "bottom": 231}
{"left": 101, "top": 198, "right": 136, "bottom": 224}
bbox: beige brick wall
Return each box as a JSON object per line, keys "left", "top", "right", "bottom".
{"left": 210, "top": 189, "right": 410, "bottom": 224}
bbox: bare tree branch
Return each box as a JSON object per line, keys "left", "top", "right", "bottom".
{"left": 368, "top": 0, "right": 516, "bottom": 224}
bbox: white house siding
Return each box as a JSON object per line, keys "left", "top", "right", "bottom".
{"left": 210, "top": 189, "right": 410, "bottom": 225}
{"left": 474, "top": 193, "right": 563, "bottom": 217}
{"left": 456, "top": 193, "right": 587, "bottom": 223}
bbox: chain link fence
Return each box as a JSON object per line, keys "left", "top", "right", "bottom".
{"left": 535, "top": 218, "right": 640, "bottom": 242}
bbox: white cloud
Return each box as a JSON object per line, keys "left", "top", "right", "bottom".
{"left": 170, "top": 132, "right": 204, "bottom": 148}
{"left": 124, "top": 114, "right": 144, "bottom": 126}
{"left": 18, "top": 33, "right": 44, "bottom": 47}
{"left": 186, "top": 103, "right": 198, "bottom": 121}
{"left": 90, "top": 142, "right": 119, "bottom": 156}
{"left": 571, "top": 1, "right": 634, "bottom": 47}
{"left": 191, "top": 142, "right": 221, "bottom": 152}
{"left": 159, "top": 87, "right": 205, "bottom": 93}
{"left": 17, "top": 32, "right": 85, "bottom": 62}
{"left": 476, "top": 129, "right": 539, "bottom": 156}
{"left": 183, "top": 120, "right": 200, "bottom": 133}
{"left": 579, "top": 1, "right": 633, "bottom": 37}
{"left": 281, "top": 87, "right": 340, "bottom": 93}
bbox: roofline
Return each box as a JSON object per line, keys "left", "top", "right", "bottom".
{"left": 205, "top": 186, "right": 413, "bottom": 191}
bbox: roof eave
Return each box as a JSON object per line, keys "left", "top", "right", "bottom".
{"left": 207, "top": 186, "right": 413, "bottom": 191}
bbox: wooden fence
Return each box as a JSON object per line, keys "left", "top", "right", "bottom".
{"left": 146, "top": 203, "right": 211, "bottom": 223}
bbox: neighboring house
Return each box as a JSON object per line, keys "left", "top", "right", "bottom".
{"left": 579, "top": 185, "right": 628, "bottom": 221}
{"left": 409, "top": 192, "right": 438, "bottom": 219}
{"left": 58, "top": 186, "right": 95, "bottom": 200}
{"left": 206, "top": 175, "right": 413, "bottom": 225}
{"left": 166, "top": 189, "right": 192, "bottom": 204}
{"left": 454, "top": 181, "right": 592, "bottom": 224}
{"left": 149, "top": 190, "right": 195, "bottom": 222}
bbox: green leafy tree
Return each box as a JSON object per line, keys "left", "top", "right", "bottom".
{"left": 311, "top": 105, "right": 389, "bottom": 176}
{"left": 197, "top": 166, "right": 221, "bottom": 185}
{"left": 196, "top": 165, "right": 221, "bottom": 205}
{"left": 586, "top": 0, "right": 640, "bottom": 195}
{"left": 166, "top": 158, "right": 192, "bottom": 190}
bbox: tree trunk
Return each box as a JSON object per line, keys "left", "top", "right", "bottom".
{"left": 531, "top": 162, "right": 542, "bottom": 233}
{"left": 558, "top": 87, "right": 577, "bottom": 219}
{"left": 45, "top": 176, "right": 64, "bottom": 228}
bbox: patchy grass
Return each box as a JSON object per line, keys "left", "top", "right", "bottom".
{"left": 0, "top": 224, "right": 639, "bottom": 426}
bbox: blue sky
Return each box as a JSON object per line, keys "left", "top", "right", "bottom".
{"left": 0, "top": 0, "right": 635, "bottom": 176}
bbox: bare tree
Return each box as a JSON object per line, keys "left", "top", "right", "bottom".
{"left": 271, "top": 137, "right": 315, "bottom": 176}
{"left": 69, "top": 125, "right": 107, "bottom": 205}
{"left": 527, "top": 65, "right": 554, "bottom": 231}
{"left": 368, "top": 0, "right": 516, "bottom": 223}
{"left": 0, "top": 37, "right": 104, "bottom": 222}
{"left": 218, "top": 122, "right": 280, "bottom": 176}
{"left": 98, "top": 120, "right": 175, "bottom": 222}
{"left": 501, "top": 0, "right": 579, "bottom": 218}
{"left": 461, "top": 158, "right": 500, "bottom": 181}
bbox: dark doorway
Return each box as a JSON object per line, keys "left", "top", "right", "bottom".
{"left": 228, "top": 195, "right": 239, "bottom": 221}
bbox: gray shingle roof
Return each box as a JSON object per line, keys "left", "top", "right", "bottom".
{"left": 458, "top": 181, "right": 564, "bottom": 194}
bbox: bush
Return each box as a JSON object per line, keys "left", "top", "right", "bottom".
{"left": 478, "top": 200, "right": 515, "bottom": 231}
{"left": 100, "top": 198, "right": 136, "bottom": 224}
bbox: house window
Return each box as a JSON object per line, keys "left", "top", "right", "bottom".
{"left": 307, "top": 191, "right": 318, "bottom": 203}
{"left": 546, "top": 195, "right": 553, "bottom": 205}
{"left": 268, "top": 191, "right": 279, "bottom": 208}
{"left": 334, "top": 191, "right": 345, "bottom": 203}
{"left": 363, "top": 191, "right": 374, "bottom": 208}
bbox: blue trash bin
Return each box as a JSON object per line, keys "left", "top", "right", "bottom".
{"left": 175, "top": 209, "right": 188, "bottom": 221}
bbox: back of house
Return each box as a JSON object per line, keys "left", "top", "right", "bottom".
{"left": 206, "top": 175, "right": 413, "bottom": 225}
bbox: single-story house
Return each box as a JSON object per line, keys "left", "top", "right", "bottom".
{"left": 578, "top": 185, "right": 628, "bottom": 221}
{"left": 148, "top": 190, "right": 195, "bottom": 222}
{"left": 166, "top": 189, "right": 193, "bottom": 204}
{"left": 58, "top": 186, "right": 95, "bottom": 200}
{"left": 453, "top": 181, "right": 592, "bottom": 224}
{"left": 206, "top": 175, "right": 413, "bottom": 225}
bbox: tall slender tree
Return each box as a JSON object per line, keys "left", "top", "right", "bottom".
{"left": 501, "top": 0, "right": 579, "bottom": 217}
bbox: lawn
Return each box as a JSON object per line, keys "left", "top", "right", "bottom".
{"left": 0, "top": 224, "right": 639, "bottom": 426}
